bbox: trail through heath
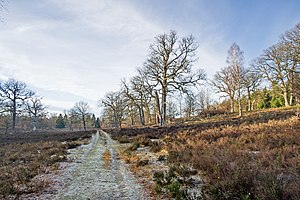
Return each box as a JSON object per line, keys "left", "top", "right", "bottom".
{"left": 55, "top": 130, "right": 149, "bottom": 200}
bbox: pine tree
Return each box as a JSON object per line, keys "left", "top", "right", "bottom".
{"left": 56, "top": 114, "right": 65, "bottom": 128}
{"left": 95, "top": 117, "right": 101, "bottom": 128}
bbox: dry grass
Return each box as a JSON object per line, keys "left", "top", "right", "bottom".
{"left": 0, "top": 130, "right": 96, "bottom": 198}
{"left": 0, "top": 141, "right": 67, "bottom": 198}
{"left": 109, "top": 109, "right": 300, "bottom": 199}
{"left": 167, "top": 116, "right": 300, "bottom": 199}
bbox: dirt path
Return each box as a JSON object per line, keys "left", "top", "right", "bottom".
{"left": 55, "top": 130, "right": 148, "bottom": 200}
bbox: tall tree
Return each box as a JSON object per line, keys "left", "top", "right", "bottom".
{"left": 70, "top": 101, "right": 90, "bottom": 131}
{"left": 100, "top": 91, "right": 127, "bottom": 128}
{"left": 26, "top": 96, "right": 47, "bottom": 131}
{"left": 255, "top": 22, "right": 300, "bottom": 107}
{"left": 212, "top": 43, "right": 245, "bottom": 116}
{"left": 211, "top": 66, "right": 236, "bottom": 113}
{"left": 255, "top": 43, "right": 292, "bottom": 106}
{"left": 143, "top": 31, "right": 205, "bottom": 125}
{"left": 0, "top": 79, "right": 35, "bottom": 131}
{"left": 227, "top": 43, "right": 245, "bottom": 117}
{"left": 282, "top": 22, "right": 300, "bottom": 105}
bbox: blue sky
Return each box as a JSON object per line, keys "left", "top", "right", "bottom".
{"left": 0, "top": 0, "right": 299, "bottom": 115}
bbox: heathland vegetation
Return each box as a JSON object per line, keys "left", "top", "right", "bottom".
{"left": 0, "top": 130, "right": 96, "bottom": 198}
{"left": 109, "top": 108, "right": 300, "bottom": 199}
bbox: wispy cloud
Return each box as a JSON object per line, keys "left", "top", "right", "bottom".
{"left": 0, "top": 0, "right": 163, "bottom": 114}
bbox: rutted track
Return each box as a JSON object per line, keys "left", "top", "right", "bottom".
{"left": 55, "top": 130, "right": 148, "bottom": 200}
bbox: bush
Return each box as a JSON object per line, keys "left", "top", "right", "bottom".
{"left": 153, "top": 167, "right": 191, "bottom": 199}
{"left": 126, "top": 142, "right": 140, "bottom": 151}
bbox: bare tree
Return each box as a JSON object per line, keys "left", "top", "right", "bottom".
{"left": 254, "top": 22, "right": 300, "bottom": 107}
{"left": 197, "top": 87, "right": 212, "bottom": 113}
{"left": 100, "top": 91, "right": 127, "bottom": 128}
{"left": 183, "top": 91, "right": 197, "bottom": 118}
{"left": 282, "top": 22, "right": 300, "bottom": 105}
{"left": 211, "top": 66, "right": 236, "bottom": 113}
{"left": 227, "top": 43, "right": 245, "bottom": 116}
{"left": 212, "top": 43, "right": 245, "bottom": 116}
{"left": 0, "top": 79, "right": 35, "bottom": 131}
{"left": 122, "top": 76, "right": 151, "bottom": 126}
{"left": 244, "top": 67, "right": 262, "bottom": 111}
{"left": 70, "top": 101, "right": 90, "bottom": 131}
{"left": 143, "top": 30, "right": 206, "bottom": 125}
{"left": 26, "top": 96, "right": 47, "bottom": 131}
{"left": 255, "top": 43, "right": 292, "bottom": 106}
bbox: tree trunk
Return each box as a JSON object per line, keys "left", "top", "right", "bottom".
{"left": 129, "top": 105, "right": 134, "bottom": 126}
{"left": 138, "top": 105, "right": 145, "bottom": 126}
{"left": 161, "top": 86, "right": 167, "bottom": 126}
{"left": 82, "top": 115, "right": 86, "bottom": 131}
{"left": 155, "top": 91, "right": 161, "bottom": 125}
{"left": 238, "top": 90, "right": 243, "bottom": 117}
{"left": 118, "top": 120, "right": 122, "bottom": 129}
{"left": 32, "top": 116, "right": 37, "bottom": 131}
{"left": 130, "top": 111, "right": 134, "bottom": 126}
{"left": 12, "top": 98, "right": 16, "bottom": 131}
{"left": 247, "top": 88, "right": 251, "bottom": 111}
{"left": 144, "top": 103, "right": 151, "bottom": 125}
{"left": 251, "top": 99, "right": 256, "bottom": 111}
{"left": 113, "top": 109, "right": 118, "bottom": 128}
{"left": 283, "top": 90, "right": 290, "bottom": 107}
{"left": 289, "top": 93, "right": 294, "bottom": 106}
{"left": 230, "top": 95, "right": 235, "bottom": 113}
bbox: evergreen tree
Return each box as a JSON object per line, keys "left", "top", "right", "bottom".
{"left": 257, "top": 88, "right": 272, "bottom": 109}
{"left": 95, "top": 117, "right": 101, "bottom": 128}
{"left": 56, "top": 114, "right": 65, "bottom": 128}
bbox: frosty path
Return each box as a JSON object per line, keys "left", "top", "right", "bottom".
{"left": 55, "top": 130, "right": 148, "bottom": 200}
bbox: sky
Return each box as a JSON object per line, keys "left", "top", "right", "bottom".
{"left": 0, "top": 0, "right": 299, "bottom": 116}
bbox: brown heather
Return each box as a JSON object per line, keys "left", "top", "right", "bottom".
{"left": 109, "top": 109, "right": 300, "bottom": 199}
{"left": 0, "top": 130, "right": 96, "bottom": 198}
{"left": 167, "top": 116, "right": 300, "bottom": 199}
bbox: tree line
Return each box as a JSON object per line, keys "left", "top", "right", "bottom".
{"left": 0, "top": 79, "right": 99, "bottom": 132}
{"left": 100, "top": 22, "right": 300, "bottom": 128}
